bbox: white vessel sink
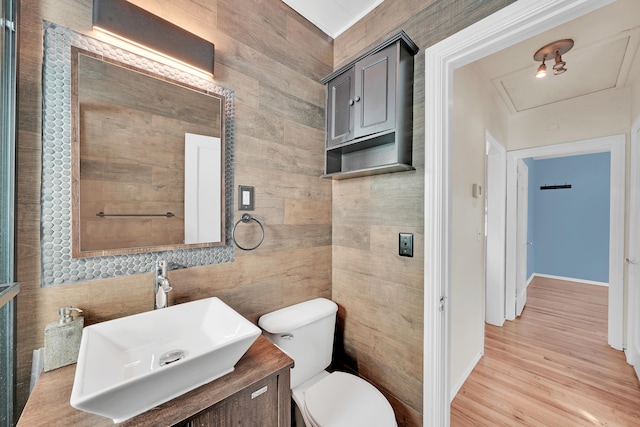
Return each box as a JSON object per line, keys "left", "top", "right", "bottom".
{"left": 70, "top": 297, "right": 261, "bottom": 423}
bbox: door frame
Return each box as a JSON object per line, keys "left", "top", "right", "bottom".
{"left": 515, "top": 159, "right": 529, "bottom": 317}
{"left": 505, "top": 135, "right": 626, "bottom": 350}
{"left": 423, "top": 0, "right": 617, "bottom": 424}
{"left": 628, "top": 116, "right": 640, "bottom": 376}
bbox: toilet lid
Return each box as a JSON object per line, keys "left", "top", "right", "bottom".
{"left": 304, "top": 372, "right": 396, "bottom": 427}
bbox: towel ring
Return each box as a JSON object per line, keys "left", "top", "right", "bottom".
{"left": 232, "top": 213, "right": 264, "bottom": 251}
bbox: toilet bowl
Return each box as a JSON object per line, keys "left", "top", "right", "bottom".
{"left": 298, "top": 371, "right": 396, "bottom": 427}
{"left": 258, "top": 298, "right": 397, "bottom": 427}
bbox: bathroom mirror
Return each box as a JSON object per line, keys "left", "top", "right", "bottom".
{"left": 71, "top": 48, "right": 225, "bottom": 257}
{"left": 40, "top": 22, "right": 235, "bottom": 286}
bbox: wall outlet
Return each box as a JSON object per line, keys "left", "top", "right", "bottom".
{"left": 399, "top": 233, "right": 414, "bottom": 257}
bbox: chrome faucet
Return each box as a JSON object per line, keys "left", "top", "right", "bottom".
{"left": 154, "top": 260, "right": 173, "bottom": 309}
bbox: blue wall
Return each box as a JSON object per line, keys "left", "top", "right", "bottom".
{"left": 527, "top": 153, "right": 610, "bottom": 283}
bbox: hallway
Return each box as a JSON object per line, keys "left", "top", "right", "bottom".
{"left": 451, "top": 276, "right": 640, "bottom": 426}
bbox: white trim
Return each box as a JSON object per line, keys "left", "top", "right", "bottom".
{"left": 423, "top": 0, "right": 616, "bottom": 424}
{"left": 515, "top": 159, "right": 529, "bottom": 317}
{"left": 505, "top": 135, "right": 625, "bottom": 349}
{"left": 532, "top": 273, "right": 609, "bottom": 288}
{"left": 526, "top": 273, "right": 535, "bottom": 287}
{"left": 627, "top": 115, "right": 640, "bottom": 370}
{"left": 449, "top": 351, "right": 483, "bottom": 403}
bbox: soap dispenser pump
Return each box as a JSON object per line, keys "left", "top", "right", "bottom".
{"left": 43, "top": 307, "right": 84, "bottom": 372}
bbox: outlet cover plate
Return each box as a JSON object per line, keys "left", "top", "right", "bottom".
{"left": 399, "top": 233, "right": 414, "bottom": 257}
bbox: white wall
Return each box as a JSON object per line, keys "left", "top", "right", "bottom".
{"left": 509, "top": 88, "right": 631, "bottom": 150}
{"left": 632, "top": 49, "right": 640, "bottom": 121}
{"left": 450, "top": 64, "right": 508, "bottom": 396}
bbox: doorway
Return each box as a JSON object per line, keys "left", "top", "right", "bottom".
{"left": 422, "top": 0, "right": 620, "bottom": 425}
{"left": 504, "top": 135, "right": 625, "bottom": 349}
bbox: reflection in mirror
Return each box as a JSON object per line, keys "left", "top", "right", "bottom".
{"left": 72, "top": 49, "right": 225, "bottom": 257}
{"left": 40, "top": 22, "right": 235, "bottom": 286}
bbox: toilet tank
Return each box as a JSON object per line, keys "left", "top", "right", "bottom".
{"left": 258, "top": 298, "right": 338, "bottom": 388}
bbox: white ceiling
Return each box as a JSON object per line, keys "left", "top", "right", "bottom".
{"left": 281, "top": 0, "right": 384, "bottom": 38}
{"left": 472, "top": 0, "right": 640, "bottom": 114}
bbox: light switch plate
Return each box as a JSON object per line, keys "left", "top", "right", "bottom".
{"left": 239, "top": 185, "right": 254, "bottom": 210}
{"left": 399, "top": 233, "right": 413, "bottom": 257}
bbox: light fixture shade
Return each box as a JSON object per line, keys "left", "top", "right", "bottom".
{"left": 92, "top": 0, "right": 214, "bottom": 75}
{"left": 535, "top": 60, "right": 547, "bottom": 78}
{"left": 553, "top": 51, "right": 566, "bottom": 71}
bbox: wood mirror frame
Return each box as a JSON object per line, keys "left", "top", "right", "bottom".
{"left": 71, "top": 48, "right": 225, "bottom": 257}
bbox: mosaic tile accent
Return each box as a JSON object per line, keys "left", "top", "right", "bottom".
{"left": 41, "top": 21, "right": 235, "bottom": 287}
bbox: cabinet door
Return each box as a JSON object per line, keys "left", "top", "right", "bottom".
{"left": 181, "top": 375, "right": 279, "bottom": 427}
{"left": 326, "top": 67, "right": 355, "bottom": 147}
{"left": 354, "top": 43, "right": 397, "bottom": 139}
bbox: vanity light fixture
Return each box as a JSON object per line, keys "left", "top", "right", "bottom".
{"left": 92, "top": 0, "right": 214, "bottom": 76}
{"left": 533, "top": 39, "right": 573, "bottom": 78}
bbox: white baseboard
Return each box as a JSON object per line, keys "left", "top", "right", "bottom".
{"left": 532, "top": 273, "right": 609, "bottom": 287}
{"left": 450, "top": 351, "right": 483, "bottom": 402}
{"left": 526, "top": 274, "right": 535, "bottom": 287}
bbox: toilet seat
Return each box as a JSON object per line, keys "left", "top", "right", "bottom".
{"left": 303, "top": 372, "right": 397, "bottom": 427}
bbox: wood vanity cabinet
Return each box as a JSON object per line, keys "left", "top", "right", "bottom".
{"left": 321, "top": 31, "right": 418, "bottom": 179}
{"left": 175, "top": 374, "right": 279, "bottom": 427}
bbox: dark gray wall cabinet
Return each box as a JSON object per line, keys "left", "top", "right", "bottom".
{"left": 321, "top": 31, "right": 418, "bottom": 179}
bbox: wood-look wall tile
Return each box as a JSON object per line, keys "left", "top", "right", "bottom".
{"left": 331, "top": 177, "right": 370, "bottom": 199}
{"left": 236, "top": 164, "right": 331, "bottom": 201}
{"left": 130, "top": 0, "right": 218, "bottom": 40}
{"left": 259, "top": 83, "right": 325, "bottom": 131}
{"left": 333, "top": 195, "right": 422, "bottom": 227}
{"left": 284, "top": 199, "right": 331, "bottom": 225}
{"left": 333, "top": 25, "right": 367, "bottom": 69}
{"left": 257, "top": 224, "right": 332, "bottom": 252}
{"left": 234, "top": 103, "right": 285, "bottom": 143}
{"left": 332, "top": 224, "right": 370, "bottom": 250}
{"left": 217, "top": 0, "right": 331, "bottom": 81}
{"left": 286, "top": 14, "right": 333, "bottom": 67}
{"left": 212, "top": 63, "right": 260, "bottom": 108}
{"left": 236, "top": 135, "right": 324, "bottom": 177}
{"left": 213, "top": 32, "right": 327, "bottom": 108}
{"left": 235, "top": 195, "right": 284, "bottom": 223}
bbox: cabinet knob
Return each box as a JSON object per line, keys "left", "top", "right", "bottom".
{"left": 349, "top": 99, "right": 354, "bottom": 106}
{"left": 354, "top": 96, "right": 361, "bottom": 103}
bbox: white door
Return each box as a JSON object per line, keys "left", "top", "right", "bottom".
{"left": 515, "top": 159, "right": 529, "bottom": 316}
{"left": 485, "top": 133, "right": 506, "bottom": 326}
{"left": 629, "top": 119, "right": 640, "bottom": 379}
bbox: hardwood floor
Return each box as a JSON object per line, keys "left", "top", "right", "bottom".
{"left": 451, "top": 276, "right": 640, "bottom": 426}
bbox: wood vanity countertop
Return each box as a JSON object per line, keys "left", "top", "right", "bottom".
{"left": 17, "top": 335, "right": 293, "bottom": 426}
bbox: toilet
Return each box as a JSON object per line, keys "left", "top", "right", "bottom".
{"left": 258, "top": 298, "right": 397, "bottom": 427}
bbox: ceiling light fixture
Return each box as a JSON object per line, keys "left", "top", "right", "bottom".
{"left": 533, "top": 39, "right": 573, "bottom": 78}
{"left": 92, "top": 0, "right": 214, "bottom": 76}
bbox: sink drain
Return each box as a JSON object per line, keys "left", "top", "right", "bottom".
{"left": 159, "top": 349, "right": 186, "bottom": 366}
